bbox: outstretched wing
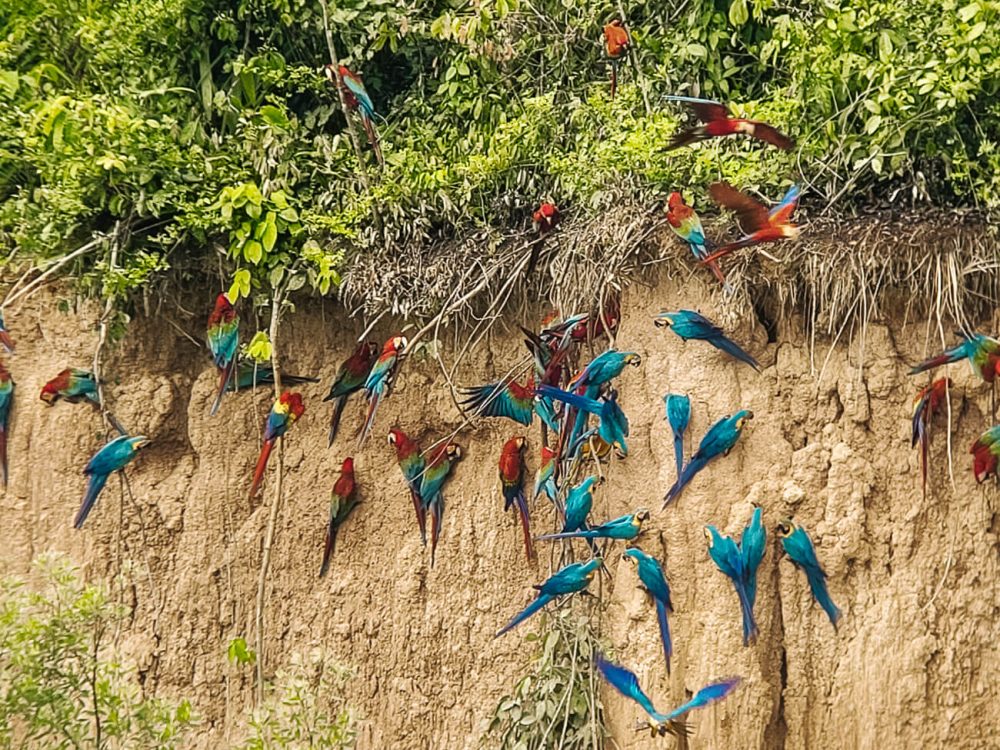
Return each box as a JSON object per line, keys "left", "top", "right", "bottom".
{"left": 752, "top": 122, "right": 795, "bottom": 150}
{"left": 664, "top": 95, "right": 729, "bottom": 124}
{"left": 709, "top": 182, "right": 770, "bottom": 234}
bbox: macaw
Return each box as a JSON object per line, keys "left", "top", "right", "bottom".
{"left": 522, "top": 325, "right": 570, "bottom": 388}
{"left": 665, "top": 96, "right": 795, "bottom": 151}
{"left": 75, "top": 435, "right": 149, "bottom": 529}
{"left": 537, "top": 510, "right": 649, "bottom": 542}
{"left": 499, "top": 436, "right": 533, "bottom": 562}
{"left": 578, "top": 434, "right": 625, "bottom": 463}
{"left": 495, "top": 557, "right": 601, "bottom": 637}
{"left": 0, "top": 310, "right": 13, "bottom": 353}
{"left": 595, "top": 654, "right": 741, "bottom": 737}
{"left": 528, "top": 202, "right": 560, "bottom": 274}
{"left": 327, "top": 64, "right": 383, "bottom": 166}
{"left": 249, "top": 392, "right": 305, "bottom": 499}
{"left": 40, "top": 368, "right": 127, "bottom": 435}
{"left": 0, "top": 364, "right": 12, "bottom": 487}
{"left": 207, "top": 292, "right": 239, "bottom": 416}
{"left": 911, "top": 378, "right": 951, "bottom": 496}
{"left": 740, "top": 506, "right": 766, "bottom": 609}
{"left": 664, "top": 393, "right": 691, "bottom": 478}
{"left": 539, "top": 313, "right": 589, "bottom": 344}
{"left": 665, "top": 192, "right": 728, "bottom": 288}
{"left": 622, "top": 548, "right": 673, "bottom": 674}
{"left": 603, "top": 20, "right": 630, "bottom": 99}
{"left": 537, "top": 384, "right": 630, "bottom": 455}
{"left": 663, "top": 410, "right": 753, "bottom": 506}
{"left": 705, "top": 525, "right": 758, "bottom": 646}
{"left": 319, "top": 457, "right": 359, "bottom": 578}
{"left": 702, "top": 182, "right": 801, "bottom": 264}
{"left": 654, "top": 310, "right": 759, "bottom": 370}
{"left": 777, "top": 519, "right": 841, "bottom": 630}
{"left": 567, "top": 349, "right": 641, "bottom": 391}
{"left": 970, "top": 425, "right": 1000, "bottom": 483}
{"left": 227, "top": 362, "right": 319, "bottom": 391}
{"left": 420, "top": 441, "right": 463, "bottom": 566}
{"left": 459, "top": 376, "right": 535, "bottom": 426}
{"left": 563, "top": 475, "right": 597, "bottom": 533}
{"left": 909, "top": 333, "right": 1000, "bottom": 383}
{"left": 388, "top": 428, "right": 427, "bottom": 545}
{"left": 324, "top": 341, "right": 378, "bottom": 447}
{"left": 359, "top": 335, "right": 407, "bottom": 447}
{"left": 534, "top": 445, "right": 558, "bottom": 503}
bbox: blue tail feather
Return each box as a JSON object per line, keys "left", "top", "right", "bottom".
{"left": 807, "top": 569, "right": 842, "bottom": 630}
{"left": 712, "top": 335, "right": 760, "bottom": 371}
{"left": 672, "top": 434, "right": 684, "bottom": 478}
{"left": 74, "top": 473, "right": 109, "bottom": 529}
{"left": 663, "top": 457, "right": 706, "bottom": 507}
{"left": 735, "top": 582, "right": 758, "bottom": 646}
{"left": 495, "top": 594, "right": 552, "bottom": 638}
{"left": 656, "top": 599, "right": 672, "bottom": 675}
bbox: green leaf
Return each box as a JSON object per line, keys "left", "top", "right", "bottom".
{"left": 247, "top": 332, "right": 272, "bottom": 363}
{"left": 968, "top": 21, "right": 986, "bottom": 40}
{"left": 958, "top": 2, "right": 980, "bottom": 22}
{"left": 228, "top": 269, "right": 251, "bottom": 301}
{"left": 729, "top": 0, "right": 748, "bottom": 26}
{"left": 262, "top": 216, "right": 278, "bottom": 252}
{"left": 259, "top": 105, "right": 289, "bottom": 129}
{"left": 244, "top": 240, "right": 263, "bottom": 265}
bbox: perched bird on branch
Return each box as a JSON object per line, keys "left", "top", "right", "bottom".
{"left": 603, "top": 20, "right": 630, "bottom": 99}
{"left": 327, "top": 64, "right": 383, "bottom": 166}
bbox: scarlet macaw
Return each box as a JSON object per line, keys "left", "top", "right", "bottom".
{"left": 319, "top": 457, "right": 359, "bottom": 577}
{"left": 528, "top": 202, "right": 560, "bottom": 274}
{"left": 665, "top": 192, "right": 727, "bottom": 288}
{"left": 665, "top": 95, "right": 795, "bottom": 151}
{"left": 603, "top": 20, "right": 630, "bottom": 99}
{"left": 911, "top": 378, "right": 951, "bottom": 496}
{"left": 388, "top": 428, "right": 428, "bottom": 545}
{"left": 359, "top": 335, "right": 406, "bottom": 447}
{"left": 499, "top": 436, "right": 533, "bottom": 562}
{"left": 420, "top": 441, "right": 463, "bottom": 566}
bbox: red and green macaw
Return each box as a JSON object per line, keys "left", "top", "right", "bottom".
{"left": 359, "top": 335, "right": 407, "bottom": 447}
{"left": 971, "top": 424, "right": 1000, "bottom": 483}
{"left": 703, "top": 182, "right": 801, "bottom": 264}
{"left": 249, "top": 392, "right": 305, "bottom": 499}
{"left": 665, "top": 96, "right": 795, "bottom": 151}
{"left": 207, "top": 292, "right": 239, "bottom": 416}
{"left": 320, "top": 457, "right": 359, "bottom": 578}
{"left": 534, "top": 445, "right": 558, "bottom": 503}
{"left": 227, "top": 362, "right": 318, "bottom": 391}
{"left": 0, "top": 363, "right": 13, "bottom": 487}
{"left": 910, "top": 333, "right": 1000, "bottom": 383}
{"left": 40, "top": 368, "right": 127, "bottom": 434}
{"left": 603, "top": 20, "right": 630, "bottom": 99}
{"left": 0, "top": 310, "right": 14, "bottom": 353}
{"left": 419, "top": 441, "right": 463, "bottom": 567}
{"left": 325, "top": 341, "right": 378, "bottom": 448}
{"left": 666, "top": 192, "right": 727, "bottom": 289}
{"left": 388, "top": 427, "right": 427, "bottom": 545}
{"left": 459, "top": 376, "right": 536, "bottom": 426}
{"left": 528, "top": 202, "right": 560, "bottom": 274}
{"left": 499, "top": 436, "right": 532, "bottom": 562}
{"left": 327, "top": 64, "right": 383, "bottom": 166}
{"left": 75, "top": 435, "right": 149, "bottom": 529}
{"left": 912, "top": 378, "right": 951, "bottom": 497}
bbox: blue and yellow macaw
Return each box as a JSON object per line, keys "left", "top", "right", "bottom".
{"left": 207, "top": 292, "right": 239, "bottom": 416}
{"left": 741, "top": 506, "right": 766, "bottom": 609}
{"left": 420, "top": 441, "right": 463, "bottom": 567}
{"left": 0, "top": 363, "right": 13, "bottom": 487}
{"left": 705, "top": 523, "right": 759, "bottom": 646}
{"left": 623, "top": 548, "right": 673, "bottom": 674}
{"left": 654, "top": 310, "right": 759, "bottom": 371}
{"left": 777, "top": 519, "right": 841, "bottom": 630}
{"left": 664, "top": 393, "right": 690, "bottom": 478}
{"left": 567, "top": 349, "right": 641, "bottom": 391}
{"left": 459, "top": 376, "right": 536, "bottom": 426}
{"left": 910, "top": 332, "right": 1000, "bottom": 383}
{"left": 537, "top": 384, "right": 629, "bottom": 456}
{"left": 75, "top": 435, "right": 149, "bottom": 529}
{"left": 495, "top": 557, "right": 601, "bottom": 637}
{"left": 537, "top": 510, "right": 649, "bottom": 542}
{"left": 360, "top": 335, "right": 406, "bottom": 447}
{"left": 595, "top": 653, "right": 741, "bottom": 736}
{"left": 664, "top": 410, "right": 752, "bottom": 506}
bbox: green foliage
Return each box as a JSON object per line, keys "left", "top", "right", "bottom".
{"left": 235, "top": 649, "right": 355, "bottom": 750}
{"left": 486, "top": 609, "right": 605, "bottom": 750}
{"left": 0, "top": 556, "right": 193, "bottom": 750}
{"left": 227, "top": 637, "right": 257, "bottom": 667}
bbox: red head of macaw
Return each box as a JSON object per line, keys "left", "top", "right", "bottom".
{"left": 359, "top": 335, "right": 407, "bottom": 446}
{"left": 603, "top": 20, "right": 630, "bottom": 99}
{"left": 319, "top": 456, "right": 359, "bottom": 577}
{"left": 665, "top": 96, "right": 795, "bottom": 151}
{"left": 702, "top": 182, "right": 801, "bottom": 264}
{"left": 912, "top": 377, "right": 951, "bottom": 497}
{"left": 666, "top": 192, "right": 727, "bottom": 287}
{"left": 0, "top": 363, "right": 13, "bottom": 487}
{"left": 250, "top": 392, "right": 305, "bottom": 499}
{"left": 207, "top": 292, "right": 239, "bottom": 416}
{"left": 388, "top": 427, "right": 428, "bottom": 545}
{"left": 532, "top": 203, "right": 560, "bottom": 234}
{"left": 499, "top": 436, "right": 532, "bottom": 562}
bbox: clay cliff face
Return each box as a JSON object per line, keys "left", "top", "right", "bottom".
{"left": 1, "top": 279, "right": 998, "bottom": 750}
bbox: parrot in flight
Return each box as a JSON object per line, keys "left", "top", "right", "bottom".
{"left": 665, "top": 192, "right": 728, "bottom": 289}
{"left": 664, "top": 393, "right": 691, "bottom": 479}
{"left": 909, "top": 332, "right": 1000, "bottom": 383}
{"left": 528, "top": 202, "right": 560, "bottom": 274}
{"left": 0, "top": 363, "right": 12, "bottom": 487}
{"left": 495, "top": 557, "right": 601, "bottom": 637}
{"left": 705, "top": 522, "right": 759, "bottom": 646}
{"left": 664, "top": 410, "right": 753, "bottom": 506}
{"left": 0, "top": 310, "right": 13, "bottom": 353}
{"left": 75, "top": 434, "right": 149, "bottom": 529}
{"left": 249, "top": 392, "right": 305, "bottom": 499}
{"left": 537, "top": 384, "right": 630, "bottom": 456}
{"left": 622, "top": 548, "right": 673, "bottom": 674}
{"left": 534, "top": 445, "right": 558, "bottom": 503}
{"left": 324, "top": 341, "right": 378, "bottom": 447}
{"left": 595, "top": 653, "right": 741, "bottom": 737}
{"left": 459, "top": 376, "right": 536, "bottom": 426}
{"left": 420, "top": 441, "right": 463, "bottom": 566}
{"left": 227, "top": 362, "right": 319, "bottom": 391}
{"left": 207, "top": 292, "right": 239, "bottom": 416}
{"left": 702, "top": 182, "right": 801, "bottom": 264}
{"left": 499, "top": 436, "right": 533, "bottom": 562}
{"left": 40, "top": 368, "right": 128, "bottom": 435}
{"left": 665, "top": 95, "right": 795, "bottom": 151}
{"left": 654, "top": 309, "right": 759, "bottom": 370}
{"left": 971, "top": 425, "right": 1000, "bottom": 483}
{"left": 603, "top": 19, "right": 630, "bottom": 99}
{"left": 536, "top": 510, "right": 649, "bottom": 542}
{"left": 319, "top": 457, "right": 359, "bottom": 578}
{"left": 327, "top": 64, "right": 383, "bottom": 166}
{"left": 911, "top": 378, "right": 951, "bottom": 496}
{"left": 777, "top": 519, "right": 841, "bottom": 629}
{"left": 388, "top": 428, "right": 428, "bottom": 545}
{"left": 359, "top": 335, "right": 407, "bottom": 447}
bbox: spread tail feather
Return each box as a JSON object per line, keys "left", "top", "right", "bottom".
{"left": 210, "top": 359, "right": 238, "bottom": 416}
{"left": 663, "top": 456, "right": 706, "bottom": 508}
{"left": 249, "top": 439, "right": 274, "bottom": 499}
{"left": 495, "top": 593, "right": 552, "bottom": 638}
{"left": 656, "top": 599, "right": 672, "bottom": 676}
{"left": 327, "top": 395, "right": 348, "bottom": 448}
{"left": 74, "top": 472, "right": 109, "bottom": 529}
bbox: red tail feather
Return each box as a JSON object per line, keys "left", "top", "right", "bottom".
{"left": 518, "top": 501, "right": 533, "bottom": 562}
{"left": 249, "top": 439, "right": 274, "bottom": 499}
{"left": 319, "top": 526, "right": 335, "bottom": 578}
{"left": 430, "top": 499, "right": 442, "bottom": 567}
{"left": 361, "top": 115, "right": 384, "bottom": 167}
{"left": 0, "top": 429, "right": 7, "bottom": 487}
{"left": 701, "top": 238, "right": 755, "bottom": 265}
